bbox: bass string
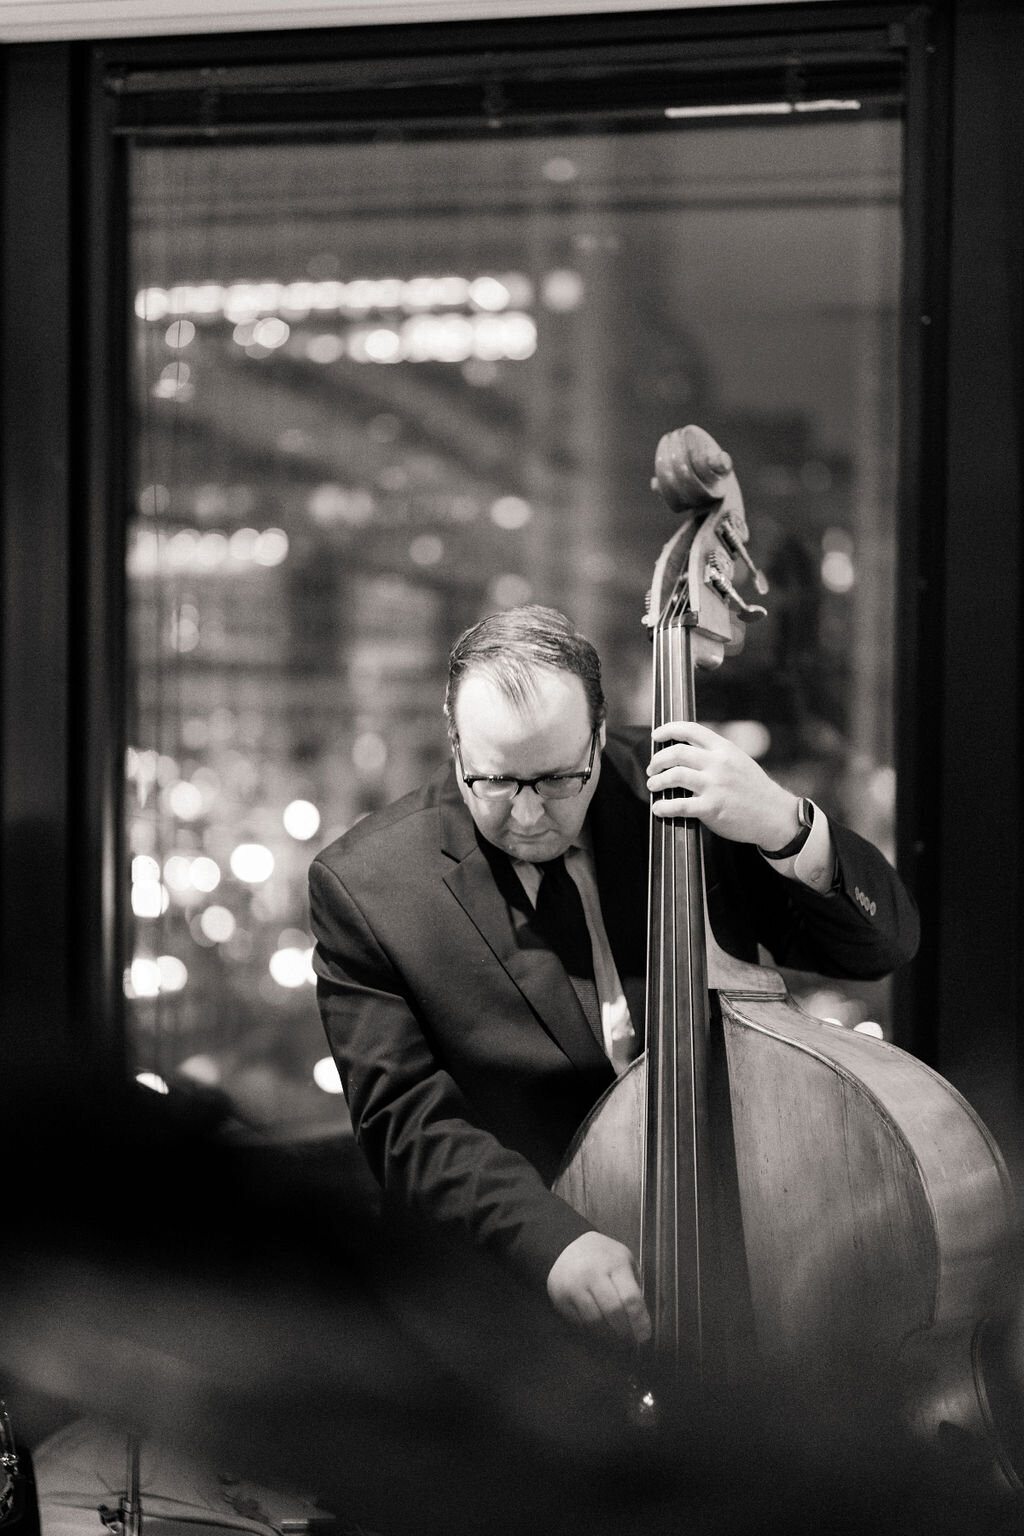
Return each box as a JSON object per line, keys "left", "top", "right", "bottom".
{"left": 649, "top": 623, "right": 672, "bottom": 1304}
{"left": 651, "top": 619, "right": 677, "bottom": 1323}
{"left": 653, "top": 607, "right": 707, "bottom": 1354}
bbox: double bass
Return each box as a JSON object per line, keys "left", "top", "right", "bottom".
{"left": 554, "top": 425, "right": 1022, "bottom": 1508}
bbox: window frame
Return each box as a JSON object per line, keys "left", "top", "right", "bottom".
{"left": 1, "top": 3, "right": 948, "bottom": 1073}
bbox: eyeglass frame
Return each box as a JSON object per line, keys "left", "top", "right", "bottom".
{"left": 453, "top": 728, "right": 600, "bottom": 802}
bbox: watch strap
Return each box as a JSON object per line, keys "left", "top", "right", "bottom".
{"left": 758, "top": 796, "right": 813, "bottom": 860}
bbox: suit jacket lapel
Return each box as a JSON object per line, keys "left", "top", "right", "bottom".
{"left": 438, "top": 773, "right": 611, "bottom": 1077}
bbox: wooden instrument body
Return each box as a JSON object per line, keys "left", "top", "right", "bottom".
{"left": 554, "top": 959, "right": 1016, "bottom": 1386}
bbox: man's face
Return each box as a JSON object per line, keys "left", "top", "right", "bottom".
{"left": 452, "top": 666, "right": 604, "bottom": 862}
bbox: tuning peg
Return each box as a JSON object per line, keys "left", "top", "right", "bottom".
{"left": 719, "top": 517, "right": 769, "bottom": 596}
{"left": 705, "top": 558, "right": 767, "bottom": 624}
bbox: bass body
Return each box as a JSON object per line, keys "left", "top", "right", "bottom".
{"left": 554, "top": 965, "right": 1016, "bottom": 1411}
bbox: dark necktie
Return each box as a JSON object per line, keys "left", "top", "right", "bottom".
{"left": 534, "top": 855, "right": 603, "bottom": 1046}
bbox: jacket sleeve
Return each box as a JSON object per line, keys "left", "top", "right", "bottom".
{"left": 709, "top": 816, "right": 920, "bottom": 980}
{"left": 308, "top": 855, "right": 595, "bottom": 1289}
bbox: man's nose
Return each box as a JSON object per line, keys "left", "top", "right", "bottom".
{"left": 510, "top": 785, "right": 547, "bottom": 826}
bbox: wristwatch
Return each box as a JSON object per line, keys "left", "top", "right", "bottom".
{"left": 758, "top": 796, "right": 814, "bottom": 860}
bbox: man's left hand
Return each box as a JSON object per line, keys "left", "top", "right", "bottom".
{"left": 647, "top": 719, "right": 801, "bottom": 849}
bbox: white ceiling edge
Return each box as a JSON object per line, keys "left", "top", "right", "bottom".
{"left": 0, "top": 0, "right": 830, "bottom": 45}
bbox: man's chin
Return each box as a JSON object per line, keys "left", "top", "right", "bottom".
{"left": 502, "top": 832, "right": 571, "bottom": 862}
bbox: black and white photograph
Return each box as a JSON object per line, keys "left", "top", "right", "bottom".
{"left": 2, "top": 2, "right": 1022, "bottom": 1533}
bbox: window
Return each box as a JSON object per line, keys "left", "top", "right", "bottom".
{"left": 124, "top": 51, "right": 904, "bottom": 1131}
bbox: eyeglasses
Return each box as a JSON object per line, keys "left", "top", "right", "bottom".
{"left": 455, "top": 730, "right": 599, "bottom": 802}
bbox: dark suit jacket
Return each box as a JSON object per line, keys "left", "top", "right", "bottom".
{"left": 309, "top": 730, "right": 919, "bottom": 1289}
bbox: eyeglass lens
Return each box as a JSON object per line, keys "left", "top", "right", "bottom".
{"left": 471, "top": 776, "right": 583, "bottom": 801}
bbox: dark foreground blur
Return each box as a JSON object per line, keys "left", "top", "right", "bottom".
{"left": 2, "top": 1049, "right": 1023, "bottom": 1536}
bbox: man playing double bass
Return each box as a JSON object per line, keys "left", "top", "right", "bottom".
{"left": 308, "top": 440, "right": 919, "bottom": 1351}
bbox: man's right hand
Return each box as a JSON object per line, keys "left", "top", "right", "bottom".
{"left": 546, "top": 1230, "right": 652, "bottom": 1347}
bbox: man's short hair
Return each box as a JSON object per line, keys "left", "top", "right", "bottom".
{"left": 444, "top": 605, "right": 606, "bottom": 742}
